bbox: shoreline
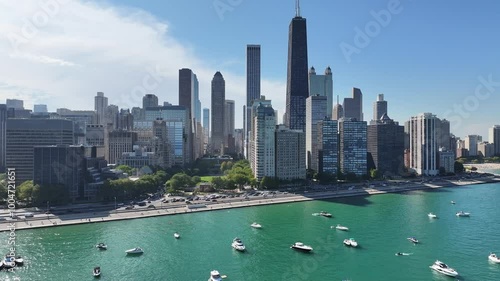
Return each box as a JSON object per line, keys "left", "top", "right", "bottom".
{"left": 2, "top": 175, "right": 499, "bottom": 232}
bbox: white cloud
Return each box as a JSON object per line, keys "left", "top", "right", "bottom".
{"left": 0, "top": 0, "right": 286, "bottom": 127}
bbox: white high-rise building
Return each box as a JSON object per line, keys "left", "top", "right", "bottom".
{"left": 409, "top": 113, "right": 438, "bottom": 175}
{"left": 306, "top": 95, "right": 327, "bottom": 171}
{"left": 250, "top": 103, "right": 276, "bottom": 180}
{"left": 464, "top": 135, "right": 482, "bottom": 156}
{"left": 275, "top": 125, "right": 306, "bottom": 180}
{"left": 308, "top": 66, "right": 333, "bottom": 117}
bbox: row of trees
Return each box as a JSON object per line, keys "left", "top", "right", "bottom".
{"left": 98, "top": 170, "right": 169, "bottom": 201}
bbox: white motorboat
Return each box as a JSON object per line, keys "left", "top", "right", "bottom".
{"left": 231, "top": 238, "right": 246, "bottom": 251}
{"left": 319, "top": 211, "right": 332, "bottom": 218}
{"left": 95, "top": 243, "right": 107, "bottom": 250}
{"left": 334, "top": 224, "right": 349, "bottom": 231}
{"left": 2, "top": 257, "right": 16, "bottom": 269}
{"left": 395, "top": 252, "right": 412, "bottom": 256}
{"left": 451, "top": 200, "right": 456, "bottom": 204}
{"left": 250, "top": 222, "right": 262, "bottom": 228}
{"left": 125, "top": 247, "right": 143, "bottom": 255}
{"left": 13, "top": 256, "right": 23, "bottom": 265}
{"left": 174, "top": 232, "right": 180, "bottom": 239}
{"left": 489, "top": 253, "right": 500, "bottom": 263}
{"left": 290, "top": 242, "right": 313, "bottom": 252}
{"left": 428, "top": 213, "right": 437, "bottom": 218}
{"left": 93, "top": 266, "right": 101, "bottom": 277}
{"left": 456, "top": 211, "right": 470, "bottom": 217}
{"left": 343, "top": 238, "right": 358, "bottom": 247}
{"left": 430, "top": 260, "right": 459, "bottom": 277}
{"left": 208, "top": 270, "right": 223, "bottom": 281}
{"left": 407, "top": 237, "right": 419, "bottom": 243}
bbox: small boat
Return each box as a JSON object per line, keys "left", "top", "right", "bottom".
{"left": 395, "top": 252, "right": 412, "bottom": 256}
{"left": 343, "top": 238, "right": 358, "bottom": 247}
{"left": 451, "top": 201, "right": 456, "bottom": 204}
{"left": 125, "top": 247, "right": 143, "bottom": 255}
{"left": 407, "top": 237, "right": 419, "bottom": 243}
{"left": 174, "top": 232, "right": 180, "bottom": 239}
{"left": 430, "top": 260, "right": 459, "bottom": 277}
{"left": 14, "top": 256, "right": 23, "bottom": 265}
{"left": 2, "top": 257, "right": 16, "bottom": 269}
{"left": 231, "top": 237, "right": 246, "bottom": 251}
{"left": 319, "top": 211, "right": 332, "bottom": 218}
{"left": 333, "top": 224, "right": 349, "bottom": 231}
{"left": 208, "top": 270, "right": 223, "bottom": 281}
{"left": 250, "top": 222, "right": 262, "bottom": 228}
{"left": 93, "top": 266, "right": 101, "bottom": 277}
{"left": 290, "top": 242, "right": 313, "bottom": 252}
{"left": 456, "top": 211, "right": 470, "bottom": 217}
{"left": 428, "top": 213, "right": 437, "bottom": 218}
{"left": 95, "top": 243, "right": 107, "bottom": 250}
{"left": 489, "top": 253, "right": 500, "bottom": 263}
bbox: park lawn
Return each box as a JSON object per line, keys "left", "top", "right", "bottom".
{"left": 200, "top": 176, "right": 214, "bottom": 182}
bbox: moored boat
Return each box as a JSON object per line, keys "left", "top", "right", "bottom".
{"left": 456, "top": 211, "right": 470, "bottom": 217}
{"left": 95, "top": 243, "right": 107, "bottom": 250}
{"left": 208, "top": 270, "right": 223, "bottom": 281}
{"left": 334, "top": 224, "right": 349, "bottom": 231}
{"left": 93, "top": 266, "right": 101, "bottom": 277}
{"left": 407, "top": 237, "right": 419, "bottom": 243}
{"left": 430, "top": 260, "right": 458, "bottom": 277}
{"left": 319, "top": 211, "right": 332, "bottom": 218}
{"left": 174, "top": 232, "right": 180, "bottom": 239}
{"left": 428, "top": 213, "right": 437, "bottom": 218}
{"left": 343, "top": 238, "right": 358, "bottom": 247}
{"left": 291, "top": 242, "right": 313, "bottom": 252}
{"left": 231, "top": 238, "right": 246, "bottom": 251}
{"left": 250, "top": 222, "right": 262, "bottom": 228}
{"left": 489, "top": 253, "right": 500, "bottom": 263}
{"left": 125, "top": 247, "right": 143, "bottom": 255}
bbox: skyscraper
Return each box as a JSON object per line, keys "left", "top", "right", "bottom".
{"left": 33, "top": 104, "right": 48, "bottom": 113}
{"left": 275, "top": 125, "right": 306, "bottom": 180}
{"left": 211, "top": 72, "right": 225, "bottom": 154}
{"left": 489, "top": 125, "right": 500, "bottom": 155}
{"left": 332, "top": 96, "right": 344, "bottom": 121}
{"left": 343, "top": 88, "right": 363, "bottom": 121}
{"left": 464, "top": 135, "right": 482, "bottom": 156}
{"left": 285, "top": 0, "right": 309, "bottom": 131}
{"left": 317, "top": 119, "right": 338, "bottom": 175}
{"left": 409, "top": 113, "right": 438, "bottom": 175}
{"left": 142, "top": 94, "right": 158, "bottom": 109}
{"left": 0, "top": 105, "right": 6, "bottom": 172}
{"left": 246, "top": 44, "right": 261, "bottom": 139}
{"left": 367, "top": 114, "right": 404, "bottom": 176}
{"left": 251, "top": 103, "right": 276, "bottom": 180}
{"left": 94, "top": 92, "right": 108, "bottom": 126}
{"left": 372, "top": 94, "right": 387, "bottom": 121}
{"left": 339, "top": 118, "right": 367, "bottom": 176}
{"left": 224, "top": 100, "right": 235, "bottom": 143}
{"left": 203, "top": 108, "right": 210, "bottom": 144}
{"left": 6, "top": 99, "right": 23, "bottom": 109}
{"left": 308, "top": 66, "right": 333, "bottom": 117}
{"left": 305, "top": 95, "right": 327, "bottom": 171}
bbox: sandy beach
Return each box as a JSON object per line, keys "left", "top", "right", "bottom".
{"left": 464, "top": 163, "right": 500, "bottom": 174}
{"left": 1, "top": 175, "right": 499, "bottom": 232}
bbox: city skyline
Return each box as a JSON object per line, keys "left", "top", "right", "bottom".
{"left": 0, "top": 1, "right": 499, "bottom": 138}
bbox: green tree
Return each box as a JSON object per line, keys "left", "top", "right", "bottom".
{"left": 165, "top": 173, "right": 193, "bottom": 190}
{"left": 116, "top": 165, "right": 134, "bottom": 175}
{"left": 17, "top": 180, "right": 40, "bottom": 203}
{"left": 454, "top": 161, "right": 465, "bottom": 174}
{"left": 211, "top": 177, "right": 226, "bottom": 190}
{"left": 370, "top": 169, "right": 380, "bottom": 180}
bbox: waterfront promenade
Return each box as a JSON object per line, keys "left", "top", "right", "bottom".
{"left": 1, "top": 175, "right": 498, "bottom": 232}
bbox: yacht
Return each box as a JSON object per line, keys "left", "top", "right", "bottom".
{"left": 93, "top": 266, "right": 101, "bottom": 278}
{"left": 451, "top": 201, "right": 456, "bottom": 204}
{"left": 250, "top": 222, "right": 262, "bottom": 229}
{"left": 95, "top": 243, "right": 107, "bottom": 250}
{"left": 334, "top": 224, "right": 349, "bottom": 231}
{"left": 428, "top": 213, "right": 437, "bottom": 219}
{"left": 125, "top": 247, "right": 143, "bottom": 255}
{"left": 456, "top": 211, "right": 470, "bottom": 217}
{"left": 407, "top": 237, "right": 419, "bottom": 243}
{"left": 395, "top": 252, "right": 412, "bottom": 256}
{"left": 13, "top": 256, "right": 23, "bottom": 265}
{"left": 430, "top": 260, "right": 459, "bottom": 277}
{"left": 489, "top": 253, "right": 500, "bottom": 263}
{"left": 291, "top": 242, "right": 313, "bottom": 252}
{"left": 343, "top": 238, "right": 358, "bottom": 247}
{"left": 231, "top": 238, "right": 246, "bottom": 251}
{"left": 319, "top": 211, "right": 332, "bottom": 218}
{"left": 208, "top": 270, "right": 223, "bottom": 281}
{"left": 174, "top": 232, "right": 180, "bottom": 239}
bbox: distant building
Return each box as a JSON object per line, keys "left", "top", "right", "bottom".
{"left": 225, "top": 100, "right": 235, "bottom": 151}
{"left": 435, "top": 118, "right": 451, "bottom": 150}
{"left": 489, "top": 125, "right": 500, "bottom": 156}
{"left": 142, "top": 94, "right": 158, "bottom": 109}
{"left": 464, "top": 135, "right": 482, "bottom": 156}
{"left": 106, "top": 130, "right": 138, "bottom": 165}
{"left": 33, "top": 104, "right": 48, "bottom": 113}
{"left": 0, "top": 105, "right": 6, "bottom": 172}
{"left": 339, "top": 118, "right": 367, "bottom": 176}
{"left": 6, "top": 99, "right": 23, "bottom": 110}
{"left": 6, "top": 119, "right": 74, "bottom": 183}
{"left": 246, "top": 44, "right": 261, "bottom": 141}
{"left": 343, "top": 88, "right": 363, "bottom": 121}
{"left": 33, "top": 145, "right": 86, "bottom": 201}
{"left": 372, "top": 94, "right": 387, "bottom": 122}
{"left": 85, "top": 124, "right": 105, "bottom": 157}
{"left": 211, "top": 72, "right": 225, "bottom": 154}
{"left": 203, "top": 108, "right": 210, "bottom": 147}
{"left": 94, "top": 92, "right": 108, "bottom": 126}
{"left": 118, "top": 145, "right": 159, "bottom": 170}
{"left": 317, "top": 119, "right": 338, "bottom": 175}
{"left": 275, "top": 125, "right": 306, "bottom": 180}
{"left": 305, "top": 95, "right": 328, "bottom": 171}
{"left": 332, "top": 96, "right": 344, "bottom": 121}
{"left": 409, "top": 113, "right": 438, "bottom": 176}
{"left": 308, "top": 66, "right": 333, "bottom": 117}
{"left": 478, "top": 142, "right": 494, "bottom": 158}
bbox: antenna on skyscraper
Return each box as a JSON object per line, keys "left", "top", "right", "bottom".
{"left": 295, "top": 0, "right": 301, "bottom": 17}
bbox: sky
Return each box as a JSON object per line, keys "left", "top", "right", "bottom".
{"left": 0, "top": 0, "right": 499, "bottom": 138}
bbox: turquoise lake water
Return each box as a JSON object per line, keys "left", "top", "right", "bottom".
{"left": 1, "top": 183, "right": 500, "bottom": 281}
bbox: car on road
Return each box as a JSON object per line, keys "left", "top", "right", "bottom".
{"left": 147, "top": 204, "right": 156, "bottom": 209}
{"left": 125, "top": 205, "right": 134, "bottom": 210}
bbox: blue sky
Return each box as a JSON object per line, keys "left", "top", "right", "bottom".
{"left": 1, "top": 0, "right": 499, "bottom": 138}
